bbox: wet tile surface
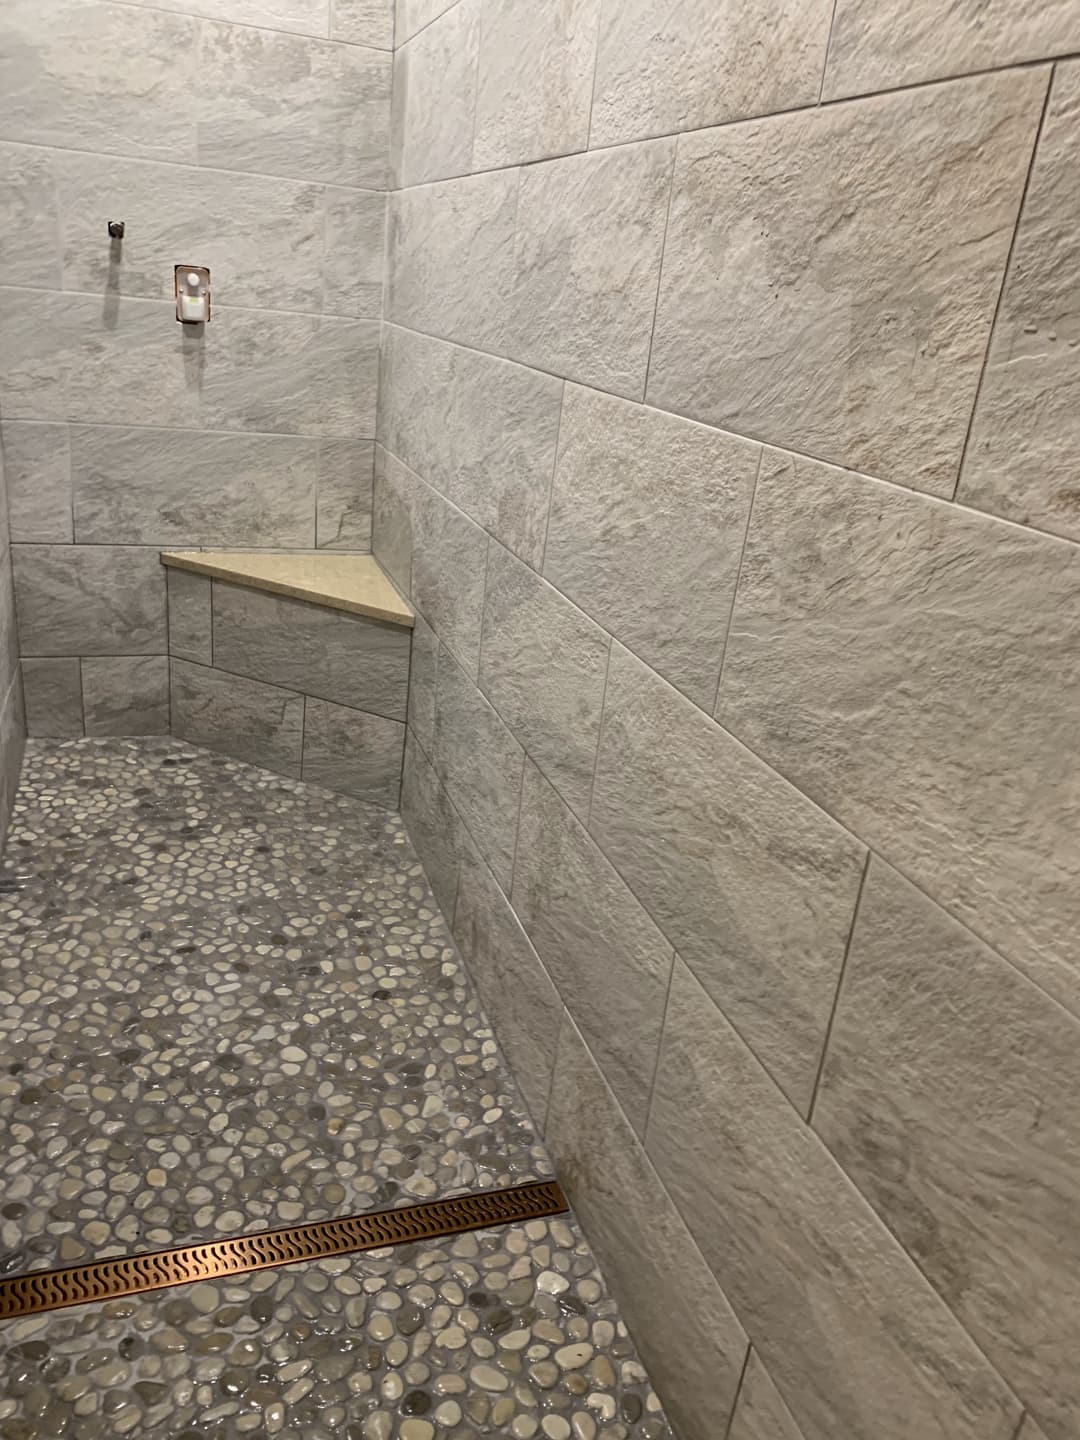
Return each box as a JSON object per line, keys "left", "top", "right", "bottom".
{"left": 0, "top": 739, "right": 549, "bottom": 1278}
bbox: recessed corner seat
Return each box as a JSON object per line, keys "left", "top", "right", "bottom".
{"left": 159, "top": 550, "right": 414, "bottom": 629}
{"left": 158, "top": 551, "right": 414, "bottom": 807}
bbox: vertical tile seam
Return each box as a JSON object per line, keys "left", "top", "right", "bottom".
{"left": 805, "top": 849, "right": 870, "bottom": 1126}
{"left": 537, "top": 380, "right": 566, "bottom": 576}
{"left": 584, "top": 636, "right": 612, "bottom": 832}
{"left": 641, "top": 945, "right": 677, "bottom": 1143}
{"left": 467, "top": 0, "right": 485, "bottom": 175}
{"left": 721, "top": 1345, "right": 754, "bottom": 1440}
{"left": 639, "top": 135, "right": 679, "bottom": 404}
{"left": 817, "top": 0, "right": 840, "bottom": 104}
{"left": 583, "top": 0, "right": 606, "bottom": 149}
{"left": 950, "top": 63, "right": 1056, "bottom": 502}
{"left": 711, "top": 445, "right": 764, "bottom": 719}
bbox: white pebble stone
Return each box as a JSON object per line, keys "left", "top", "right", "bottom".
{"left": 470, "top": 1364, "right": 510, "bottom": 1392}
{"left": 399, "top": 1423, "right": 435, "bottom": 1440}
{"left": 541, "top": 1418, "right": 571, "bottom": 1440}
{"left": 433, "top": 1401, "right": 462, "bottom": 1427}
{"left": 572, "top": 1414, "right": 597, "bottom": 1440}
{"left": 537, "top": 1271, "right": 569, "bottom": 1296}
{"left": 512, "top": 1418, "right": 539, "bottom": 1440}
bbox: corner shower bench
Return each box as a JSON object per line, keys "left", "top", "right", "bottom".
{"left": 159, "top": 551, "right": 414, "bottom": 808}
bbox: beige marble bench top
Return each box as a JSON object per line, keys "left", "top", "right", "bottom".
{"left": 160, "top": 551, "right": 414, "bottom": 628}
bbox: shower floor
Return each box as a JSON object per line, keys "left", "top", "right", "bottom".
{"left": 0, "top": 739, "right": 671, "bottom": 1440}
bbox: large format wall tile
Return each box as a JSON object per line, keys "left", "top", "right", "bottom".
{"left": 547, "top": 1015, "right": 749, "bottom": 1440}
{"left": 0, "top": 146, "right": 62, "bottom": 289}
{"left": 2, "top": 422, "right": 71, "bottom": 543}
{"left": 406, "top": 612, "right": 438, "bottom": 754}
{"left": 958, "top": 62, "right": 1080, "bottom": 541}
{"left": 198, "top": 22, "right": 390, "bottom": 189}
{"left": 211, "top": 582, "right": 410, "bottom": 720}
{"left": 13, "top": 546, "right": 166, "bottom": 656}
{"left": 473, "top": 0, "right": 599, "bottom": 169}
{"left": 379, "top": 326, "right": 562, "bottom": 569}
{"left": 453, "top": 843, "right": 562, "bottom": 1122}
{"left": 316, "top": 438, "right": 374, "bottom": 550}
{"left": 82, "top": 655, "right": 169, "bottom": 736}
{"left": 21, "top": 658, "right": 83, "bottom": 738}
{"left": 432, "top": 647, "right": 524, "bottom": 892}
{"left": 824, "top": 0, "right": 1080, "bottom": 97}
{"left": 410, "top": 479, "right": 488, "bottom": 677}
{"left": 728, "top": 1351, "right": 807, "bottom": 1440}
{"left": 590, "top": 0, "right": 833, "bottom": 147}
{"left": 648, "top": 72, "right": 1046, "bottom": 495}
{"left": 372, "top": 447, "right": 415, "bottom": 595}
{"left": 322, "top": 189, "right": 387, "bottom": 320}
{"left": 814, "top": 861, "right": 1080, "bottom": 1440}
{"left": 509, "top": 141, "right": 674, "bottom": 400}
{"left": 392, "top": 0, "right": 479, "bottom": 187}
{"left": 128, "top": 0, "right": 330, "bottom": 39}
{"left": 72, "top": 427, "right": 317, "bottom": 547}
{"left": 513, "top": 761, "right": 674, "bottom": 1134}
{"left": 170, "top": 658, "right": 304, "bottom": 778}
{"left": 395, "top": 0, "right": 456, "bottom": 46}
{"left": 479, "top": 545, "right": 609, "bottom": 820}
{"left": 591, "top": 644, "right": 865, "bottom": 1115}
{"left": 302, "top": 697, "right": 404, "bottom": 808}
{"left": 167, "top": 570, "right": 212, "bottom": 667}
{"left": 400, "top": 729, "right": 471, "bottom": 919}
{"left": 0, "top": 672, "right": 25, "bottom": 851}
{"left": 0, "top": 0, "right": 198, "bottom": 163}
{"left": 331, "top": 0, "right": 394, "bottom": 48}
{"left": 388, "top": 169, "right": 518, "bottom": 352}
{"left": 716, "top": 449, "right": 1080, "bottom": 1018}
{"left": 200, "top": 311, "right": 379, "bottom": 438}
{"left": 544, "top": 387, "right": 760, "bottom": 711}
{"left": 647, "top": 961, "right": 1023, "bottom": 1440}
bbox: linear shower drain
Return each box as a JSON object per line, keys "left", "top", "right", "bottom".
{"left": 0, "top": 1180, "right": 568, "bottom": 1320}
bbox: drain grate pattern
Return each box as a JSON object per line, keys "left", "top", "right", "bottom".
{"left": 0, "top": 1180, "right": 568, "bottom": 1320}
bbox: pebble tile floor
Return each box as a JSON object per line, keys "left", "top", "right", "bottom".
{"left": 0, "top": 739, "right": 672, "bottom": 1440}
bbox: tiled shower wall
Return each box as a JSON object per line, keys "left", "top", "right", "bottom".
{"left": 0, "top": 441, "right": 24, "bottom": 845}
{"left": 0, "top": 0, "right": 391, "bottom": 738}
{"left": 376, "top": 5, "right": 1080, "bottom": 1440}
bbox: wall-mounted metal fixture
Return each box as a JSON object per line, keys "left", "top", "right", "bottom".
{"left": 107, "top": 220, "right": 125, "bottom": 239}
{"left": 175, "top": 265, "right": 210, "bottom": 324}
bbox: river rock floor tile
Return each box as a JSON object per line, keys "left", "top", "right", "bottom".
{"left": 0, "top": 1213, "right": 671, "bottom": 1439}
{"left": 0, "top": 739, "right": 549, "bottom": 1277}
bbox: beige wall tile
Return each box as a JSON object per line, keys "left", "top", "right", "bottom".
{"left": 332, "top": 0, "right": 394, "bottom": 48}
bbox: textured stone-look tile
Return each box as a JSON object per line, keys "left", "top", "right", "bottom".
{"left": 82, "top": 655, "right": 169, "bottom": 736}
{"left": 454, "top": 842, "right": 562, "bottom": 1121}
{"left": 546, "top": 387, "right": 759, "bottom": 711}
{"left": 401, "top": 728, "right": 471, "bottom": 917}
{"left": 729, "top": 1352, "right": 807, "bottom": 1440}
{"left": 392, "top": 0, "right": 480, "bottom": 187}
{"left": 389, "top": 168, "right": 518, "bottom": 352}
{"left": 958, "top": 62, "right": 1080, "bottom": 540}
{"left": 473, "top": 0, "right": 599, "bottom": 169}
{"left": 198, "top": 22, "right": 391, "bottom": 189}
{"left": 21, "top": 658, "right": 83, "bottom": 738}
{"left": 513, "top": 761, "right": 673, "bottom": 1133}
{"left": 167, "top": 568, "right": 212, "bottom": 666}
{"left": 648, "top": 960, "right": 1022, "bottom": 1440}
{"left": 480, "top": 543, "right": 609, "bottom": 819}
{"left": 72, "top": 426, "right": 317, "bottom": 547}
{"left": 302, "top": 697, "right": 404, "bottom": 807}
{"left": 396, "top": 0, "right": 456, "bottom": 45}
{"left": 0, "top": 0, "right": 197, "bottom": 162}
{"left": 591, "top": 0, "right": 833, "bottom": 147}
{"left": 824, "top": 0, "right": 1080, "bottom": 97}
{"left": 372, "top": 445, "right": 415, "bottom": 594}
{"left": 316, "top": 437, "right": 375, "bottom": 549}
{"left": 322, "top": 188, "right": 386, "bottom": 320}
{"left": 432, "top": 647, "right": 524, "bottom": 892}
{"left": 212, "top": 582, "right": 410, "bottom": 720}
{"left": 14, "top": 545, "right": 166, "bottom": 657}
{"left": 510, "top": 141, "right": 674, "bottom": 400}
{"left": 0, "top": 672, "right": 24, "bottom": 852}
{"left": 548, "top": 1015, "right": 748, "bottom": 1440}
{"left": 1021, "top": 1419, "right": 1052, "bottom": 1440}
{"left": 2, "top": 421, "right": 71, "bottom": 543}
{"left": 411, "top": 477, "right": 488, "bottom": 677}
{"left": 171, "top": 658, "right": 305, "bottom": 776}
{"left": 0, "top": 145, "right": 61, "bottom": 289}
{"left": 717, "top": 449, "right": 1080, "bottom": 1018}
{"left": 407, "top": 610, "right": 438, "bottom": 753}
{"left": 0, "top": 290, "right": 187, "bottom": 428}
{"left": 592, "top": 644, "right": 865, "bottom": 1114}
{"left": 201, "top": 311, "right": 379, "bottom": 439}
{"left": 379, "top": 325, "right": 562, "bottom": 568}
{"left": 648, "top": 72, "right": 1046, "bottom": 494}
{"left": 331, "top": 0, "right": 394, "bottom": 47}
{"left": 815, "top": 861, "right": 1080, "bottom": 1440}
{"left": 130, "top": 0, "right": 331, "bottom": 36}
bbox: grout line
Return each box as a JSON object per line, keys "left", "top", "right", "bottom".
{"left": 583, "top": 0, "right": 605, "bottom": 150}
{"left": 76, "top": 657, "right": 87, "bottom": 739}
{"left": 584, "top": 637, "right": 612, "bottom": 832}
{"left": 817, "top": 0, "right": 840, "bottom": 104}
{"left": 806, "top": 851, "right": 871, "bottom": 1125}
{"left": 537, "top": 381, "right": 566, "bottom": 576}
{"left": 380, "top": 316, "right": 1080, "bottom": 554}
{"left": 0, "top": 283, "right": 382, "bottom": 326}
{"left": 641, "top": 948, "right": 677, "bottom": 1139}
{"left": 721, "top": 1345, "right": 754, "bottom": 1440}
{"left": 712, "top": 446, "right": 764, "bottom": 718}
{"left": 640, "top": 136, "right": 679, "bottom": 402}
{"left": 107, "top": 0, "right": 392, "bottom": 51}
{"left": 1, "top": 415, "right": 375, "bottom": 445}
{"left": 467, "top": 0, "right": 484, "bottom": 175}
{"left": 397, "top": 0, "right": 463, "bottom": 50}
{"left": 475, "top": 535, "right": 493, "bottom": 684}
{"left": 951, "top": 63, "right": 1055, "bottom": 502}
